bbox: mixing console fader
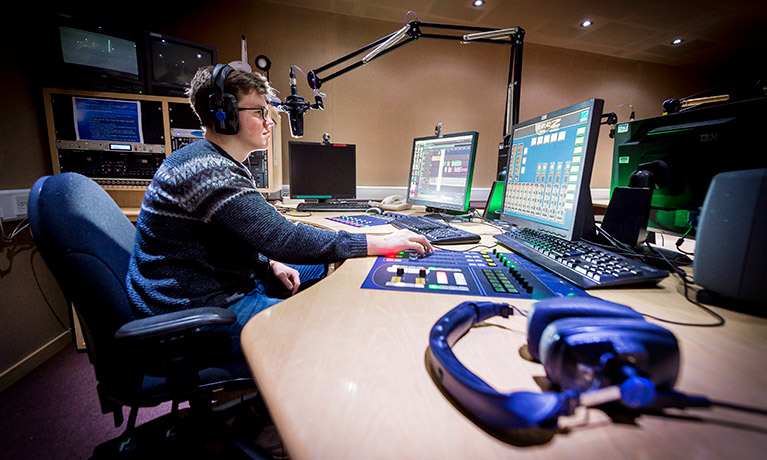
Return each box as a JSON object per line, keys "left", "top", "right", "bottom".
{"left": 361, "top": 249, "right": 586, "bottom": 299}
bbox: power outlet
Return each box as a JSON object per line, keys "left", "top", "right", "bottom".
{"left": 0, "top": 189, "right": 31, "bottom": 221}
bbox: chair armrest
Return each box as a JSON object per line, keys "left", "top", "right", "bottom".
{"left": 115, "top": 307, "right": 236, "bottom": 343}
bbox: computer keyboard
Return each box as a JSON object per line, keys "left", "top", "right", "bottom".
{"left": 389, "top": 215, "right": 481, "bottom": 245}
{"left": 493, "top": 227, "right": 668, "bottom": 289}
{"left": 296, "top": 201, "right": 374, "bottom": 212}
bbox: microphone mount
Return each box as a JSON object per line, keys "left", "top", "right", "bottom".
{"left": 305, "top": 20, "right": 524, "bottom": 138}
{"left": 272, "top": 66, "right": 324, "bottom": 138}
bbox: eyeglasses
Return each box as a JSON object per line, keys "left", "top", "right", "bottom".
{"left": 237, "top": 106, "right": 270, "bottom": 121}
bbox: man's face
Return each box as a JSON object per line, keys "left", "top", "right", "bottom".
{"left": 236, "top": 91, "right": 274, "bottom": 151}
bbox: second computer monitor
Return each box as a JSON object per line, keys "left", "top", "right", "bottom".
{"left": 289, "top": 141, "right": 356, "bottom": 201}
{"left": 500, "top": 98, "right": 604, "bottom": 240}
{"left": 406, "top": 131, "right": 479, "bottom": 214}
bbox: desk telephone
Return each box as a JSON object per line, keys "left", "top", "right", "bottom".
{"left": 368, "top": 195, "right": 412, "bottom": 211}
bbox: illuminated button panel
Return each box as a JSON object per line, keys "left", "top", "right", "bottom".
{"left": 361, "top": 249, "right": 586, "bottom": 299}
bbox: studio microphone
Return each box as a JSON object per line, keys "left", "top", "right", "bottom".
{"left": 272, "top": 67, "right": 314, "bottom": 138}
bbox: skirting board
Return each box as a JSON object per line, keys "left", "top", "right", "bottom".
{"left": 0, "top": 330, "right": 71, "bottom": 394}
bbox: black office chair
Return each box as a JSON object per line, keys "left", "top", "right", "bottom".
{"left": 28, "top": 173, "right": 271, "bottom": 458}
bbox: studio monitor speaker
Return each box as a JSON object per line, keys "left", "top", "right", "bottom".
{"left": 693, "top": 169, "right": 767, "bottom": 304}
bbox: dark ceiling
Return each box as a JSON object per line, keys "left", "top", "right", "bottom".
{"left": 261, "top": 0, "right": 767, "bottom": 72}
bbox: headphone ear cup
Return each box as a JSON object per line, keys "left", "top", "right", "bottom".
{"left": 209, "top": 92, "right": 239, "bottom": 135}
{"left": 526, "top": 297, "right": 645, "bottom": 362}
{"left": 538, "top": 317, "right": 680, "bottom": 392}
{"left": 209, "top": 63, "right": 240, "bottom": 135}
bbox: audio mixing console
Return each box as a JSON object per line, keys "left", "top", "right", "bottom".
{"left": 361, "top": 249, "right": 587, "bottom": 299}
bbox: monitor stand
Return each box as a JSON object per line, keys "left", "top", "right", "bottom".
{"left": 644, "top": 232, "right": 693, "bottom": 267}
{"left": 597, "top": 186, "right": 692, "bottom": 268}
{"left": 424, "top": 207, "right": 473, "bottom": 222}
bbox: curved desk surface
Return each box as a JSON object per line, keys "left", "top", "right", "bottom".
{"left": 241, "top": 209, "right": 767, "bottom": 460}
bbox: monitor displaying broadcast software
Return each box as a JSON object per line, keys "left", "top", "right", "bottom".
{"left": 289, "top": 142, "right": 357, "bottom": 201}
{"left": 500, "top": 98, "right": 604, "bottom": 241}
{"left": 406, "top": 131, "right": 479, "bottom": 214}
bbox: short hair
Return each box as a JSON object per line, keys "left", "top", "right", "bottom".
{"left": 187, "top": 65, "right": 275, "bottom": 129}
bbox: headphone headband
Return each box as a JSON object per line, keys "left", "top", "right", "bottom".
{"left": 427, "top": 301, "right": 575, "bottom": 430}
{"left": 211, "top": 63, "right": 234, "bottom": 105}
{"left": 427, "top": 298, "right": 680, "bottom": 432}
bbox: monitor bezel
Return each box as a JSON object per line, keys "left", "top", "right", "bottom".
{"left": 499, "top": 98, "right": 604, "bottom": 241}
{"left": 288, "top": 141, "right": 357, "bottom": 200}
{"left": 406, "top": 130, "right": 479, "bottom": 213}
{"left": 143, "top": 31, "right": 218, "bottom": 97}
{"left": 50, "top": 16, "right": 145, "bottom": 93}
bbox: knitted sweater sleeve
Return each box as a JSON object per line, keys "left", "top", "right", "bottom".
{"left": 180, "top": 153, "right": 369, "bottom": 264}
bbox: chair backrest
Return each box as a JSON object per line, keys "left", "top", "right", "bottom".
{"left": 28, "top": 173, "right": 138, "bottom": 382}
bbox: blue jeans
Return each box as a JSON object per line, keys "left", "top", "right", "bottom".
{"left": 225, "top": 263, "right": 327, "bottom": 355}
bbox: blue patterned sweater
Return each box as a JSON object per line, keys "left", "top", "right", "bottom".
{"left": 126, "top": 140, "right": 368, "bottom": 316}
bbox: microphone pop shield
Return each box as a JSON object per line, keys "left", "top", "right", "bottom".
{"left": 287, "top": 109, "right": 304, "bottom": 138}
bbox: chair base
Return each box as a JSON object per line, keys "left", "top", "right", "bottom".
{"left": 91, "top": 393, "right": 279, "bottom": 459}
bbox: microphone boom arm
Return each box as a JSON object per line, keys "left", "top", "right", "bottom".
{"left": 305, "top": 20, "right": 525, "bottom": 135}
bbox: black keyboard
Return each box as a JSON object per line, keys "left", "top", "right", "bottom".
{"left": 493, "top": 227, "right": 668, "bottom": 289}
{"left": 389, "top": 215, "right": 481, "bottom": 245}
{"left": 296, "top": 201, "right": 373, "bottom": 212}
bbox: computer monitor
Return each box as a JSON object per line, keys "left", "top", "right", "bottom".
{"left": 73, "top": 97, "right": 145, "bottom": 144}
{"left": 482, "top": 180, "right": 505, "bottom": 220}
{"left": 144, "top": 31, "right": 218, "bottom": 97}
{"left": 50, "top": 93, "right": 166, "bottom": 181}
{"left": 289, "top": 142, "right": 356, "bottom": 201}
{"left": 406, "top": 131, "right": 479, "bottom": 215}
{"left": 50, "top": 17, "right": 144, "bottom": 93}
{"left": 611, "top": 96, "right": 767, "bottom": 236}
{"left": 500, "top": 98, "right": 604, "bottom": 241}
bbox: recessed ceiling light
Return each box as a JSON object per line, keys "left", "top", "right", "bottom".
{"left": 473, "top": 0, "right": 485, "bottom": 7}
{"left": 580, "top": 20, "right": 593, "bottom": 28}
{"left": 671, "top": 38, "right": 684, "bottom": 45}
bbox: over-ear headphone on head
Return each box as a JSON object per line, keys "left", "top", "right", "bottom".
{"left": 427, "top": 297, "right": 681, "bottom": 431}
{"left": 209, "top": 63, "right": 239, "bottom": 135}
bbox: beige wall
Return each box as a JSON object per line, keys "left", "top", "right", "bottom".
{"left": 0, "top": 1, "right": 714, "bottom": 385}
{"left": 160, "top": 0, "right": 712, "bottom": 190}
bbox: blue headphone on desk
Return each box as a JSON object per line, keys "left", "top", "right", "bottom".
{"left": 427, "top": 297, "right": 681, "bottom": 431}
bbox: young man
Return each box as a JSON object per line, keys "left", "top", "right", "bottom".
{"left": 126, "top": 65, "right": 432, "bottom": 349}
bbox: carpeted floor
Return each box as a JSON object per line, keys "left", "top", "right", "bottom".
{"left": 0, "top": 344, "right": 284, "bottom": 459}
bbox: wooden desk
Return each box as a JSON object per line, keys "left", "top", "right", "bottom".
{"left": 241, "top": 211, "right": 767, "bottom": 460}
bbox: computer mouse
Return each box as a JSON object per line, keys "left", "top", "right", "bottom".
{"left": 367, "top": 207, "right": 384, "bottom": 214}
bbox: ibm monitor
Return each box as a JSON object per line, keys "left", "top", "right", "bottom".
{"left": 406, "top": 131, "right": 479, "bottom": 214}
{"left": 611, "top": 96, "right": 767, "bottom": 236}
{"left": 500, "top": 98, "right": 604, "bottom": 240}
